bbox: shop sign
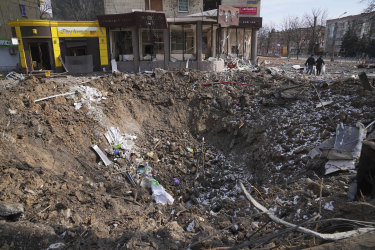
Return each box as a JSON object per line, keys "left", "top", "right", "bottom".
{"left": 235, "top": 7, "right": 258, "bottom": 15}
{"left": 218, "top": 5, "right": 239, "bottom": 26}
{"left": 238, "top": 17, "right": 262, "bottom": 28}
{"left": 98, "top": 12, "right": 168, "bottom": 29}
{"left": 57, "top": 27, "right": 102, "bottom": 37}
{"left": 0, "top": 39, "right": 17, "bottom": 47}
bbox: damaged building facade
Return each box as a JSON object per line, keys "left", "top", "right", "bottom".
{"left": 100, "top": 0, "right": 262, "bottom": 72}
{"left": 8, "top": 20, "right": 109, "bottom": 73}
{"left": 51, "top": 0, "right": 262, "bottom": 72}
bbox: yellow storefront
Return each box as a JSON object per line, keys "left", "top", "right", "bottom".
{"left": 8, "top": 20, "right": 108, "bottom": 73}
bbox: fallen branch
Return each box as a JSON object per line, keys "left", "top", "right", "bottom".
{"left": 230, "top": 215, "right": 320, "bottom": 250}
{"left": 239, "top": 181, "right": 375, "bottom": 241}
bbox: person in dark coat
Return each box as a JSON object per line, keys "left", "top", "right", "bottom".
{"left": 305, "top": 55, "right": 315, "bottom": 75}
{"left": 316, "top": 56, "right": 325, "bottom": 75}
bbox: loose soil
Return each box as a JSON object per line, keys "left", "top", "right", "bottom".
{"left": 1, "top": 57, "right": 375, "bottom": 249}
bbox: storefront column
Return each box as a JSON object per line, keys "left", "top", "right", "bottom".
{"left": 163, "top": 28, "right": 169, "bottom": 70}
{"left": 211, "top": 25, "right": 216, "bottom": 58}
{"left": 197, "top": 21, "right": 202, "bottom": 70}
{"left": 131, "top": 26, "right": 140, "bottom": 72}
{"left": 14, "top": 26, "right": 27, "bottom": 72}
{"left": 251, "top": 28, "right": 258, "bottom": 65}
{"left": 50, "top": 23, "right": 63, "bottom": 72}
{"left": 98, "top": 27, "right": 109, "bottom": 68}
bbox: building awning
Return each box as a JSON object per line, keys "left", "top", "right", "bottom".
{"left": 97, "top": 12, "right": 168, "bottom": 29}
{"left": 167, "top": 17, "right": 217, "bottom": 23}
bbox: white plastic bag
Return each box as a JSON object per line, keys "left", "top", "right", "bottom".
{"left": 151, "top": 179, "right": 174, "bottom": 205}
{"left": 322, "top": 65, "right": 326, "bottom": 74}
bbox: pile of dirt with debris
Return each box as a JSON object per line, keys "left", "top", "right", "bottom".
{"left": 1, "top": 65, "right": 375, "bottom": 249}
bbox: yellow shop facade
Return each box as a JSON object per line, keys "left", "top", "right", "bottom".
{"left": 8, "top": 20, "right": 109, "bottom": 73}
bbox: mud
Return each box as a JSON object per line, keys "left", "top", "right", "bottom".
{"left": 1, "top": 57, "right": 375, "bottom": 249}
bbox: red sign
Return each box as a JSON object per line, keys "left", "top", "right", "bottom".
{"left": 235, "top": 6, "right": 257, "bottom": 15}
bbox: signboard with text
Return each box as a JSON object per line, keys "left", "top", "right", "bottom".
{"left": 238, "top": 17, "right": 262, "bottom": 28}
{"left": 0, "top": 39, "right": 17, "bottom": 47}
{"left": 57, "top": 27, "right": 101, "bottom": 37}
{"left": 235, "top": 6, "right": 258, "bottom": 15}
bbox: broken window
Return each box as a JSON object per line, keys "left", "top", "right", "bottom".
{"left": 170, "top": 24, "right": 196, "bottom": 61}
{"left": 202, "top": 24, "right": 218, "bottom": 59}
{"left": 145, "top": 0, "right": 163, "bottom": 11}
{"left": 178, "top": 0, "right": 188, "bottom": 12}
{"left": 140, "top": 29, "right": 164, "bottom": 61}
{"left": 111, "top": 30, "right": 133, "bottom": 61}
{"left": 28, "top": 42, "right": 51, "bottom": 70}
{"left": 203, "top": 0, "right": 221, "bottom": 11}
{"left": 219, "top": 27, "right": 252, "bottom": 59}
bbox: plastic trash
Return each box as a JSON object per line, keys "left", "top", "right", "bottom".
{"left": 173, "top": 178, "right": 180, "bottom": 184}
{"left": 186, "top": 147, "right": 194, "bottom": 153}
{"left": 151, "top": 179, "right": 174, "bottom": 205}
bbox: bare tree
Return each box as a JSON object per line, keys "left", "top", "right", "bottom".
{"left": 51, "top": 0, "right": 104, "bottom": 21}
{"left": 280, "top": 16, "right": 296, "bottom": 58}
{"left": 40, "top": 0, "right": 52, "bottom": 19}
{"left": 304, "top": 8, "right": 327, "bottom": 55}
{"left": 257, "top": 24, "right": 274, "bottom": 56}
{"left": 362, "top": 0, "right": 375, "bottom": 12}
{"left": 289, "top": 16, "right": 306, "bottom": 60}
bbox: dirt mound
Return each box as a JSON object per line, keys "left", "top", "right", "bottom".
{"left": 1, "top": 66, "right": 375, "bottom": 249}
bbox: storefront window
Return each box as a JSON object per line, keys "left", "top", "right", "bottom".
{"left": 111, "top": 30, "right": 133, "bottom": 61}
{"left": 220, "top": 28, "right": 230, "bottom": 56}
{"left": 170, "top": 24, "right": 196, "bottom": 61}
{"left": 219, "top": 28, "right": 252, "bottom": 59}
{"left": 140, "top": 29, "right": 164, "bottom": 61}
{"left": 244, "top": 29, "right": 252, "bottom": 59}
{"left": 202, "top": 24, "right": 213, "bottom": 59}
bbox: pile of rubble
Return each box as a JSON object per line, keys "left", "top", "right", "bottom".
{"left": 1, "top": 59, "right": 375, "bottom": 249}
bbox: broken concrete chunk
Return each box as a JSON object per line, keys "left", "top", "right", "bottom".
{"left": 311, "top": 122, "right": 366, "bottom": 161}
{"left": 325, "top": 160, "right": 356, "bottom": 175}
{"left": 0, "top": 202, "right": 24, "bottom": 217}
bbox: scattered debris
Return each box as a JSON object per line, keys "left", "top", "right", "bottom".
{"left": 91, "top": 144, "right": 112, "bottom": 166}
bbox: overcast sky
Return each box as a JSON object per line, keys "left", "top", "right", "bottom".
{"left": 260, "top": 0, "right": 365, "bottom": 27}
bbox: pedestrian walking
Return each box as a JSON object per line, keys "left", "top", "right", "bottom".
{"left": 316, "top": 56, "right": 325, "bottom": 75}
{"left": 305, "top": 55, "right": 315, "bottom": 75}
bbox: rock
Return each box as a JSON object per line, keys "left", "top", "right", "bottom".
{"left": 169, "top": 143, "right": 178, "bottom": 152}
{"left": 166, "top": 221, "right": 185, "bottom": 241}
{"left": 47, "top": 242, "right": 66, "bottom": 250}
{"left": 0, "top": 202, "right": 24, "bottom": 217}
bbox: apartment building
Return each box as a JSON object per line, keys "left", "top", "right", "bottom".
{"left": 0, "top": 0, "right": 40, "bottom": 72}
{"left": 325, "top": 12, "right": 375, "bottom": 58}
